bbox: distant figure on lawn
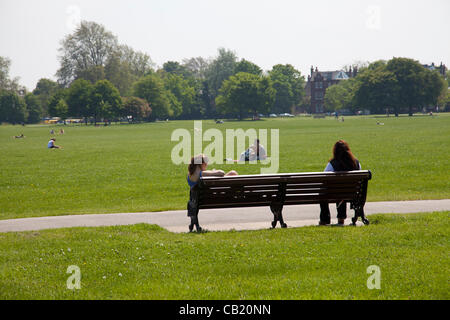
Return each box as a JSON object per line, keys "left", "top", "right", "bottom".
{"left": 13, "top": 133, "right": 25, "bottom": 139}
{"left": 47, "top": 138, "right": 62, "bottom": 149}
{"left": 187, "top": 154, "right": 237, "bottom": 188}
{"left": 226, "top": 139, "right": 267, "bottom": 162}
{"left": 319, "top": 140, "right": 361, "bottom": 226}
{"left": 59, "top": 128, "right": 65, "bottom": 134}
{"left": 50, "top": 129, "right": 55, "bottom": 135}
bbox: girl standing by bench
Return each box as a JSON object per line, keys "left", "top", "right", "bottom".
{"left": 187, "top": 154, "right": 237, "bottom": 232}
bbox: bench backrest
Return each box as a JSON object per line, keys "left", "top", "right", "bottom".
{"left": 195, "top": 170, "right": 371, "bottom": 209}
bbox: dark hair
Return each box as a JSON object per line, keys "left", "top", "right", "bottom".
{"left": 188, "top": 154, "right": 208, "bottom": 176}
{"left": 331, "top": 140, "right": 358, "bottom": 170}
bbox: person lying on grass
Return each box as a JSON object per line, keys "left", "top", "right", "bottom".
{"left": 47, "top": 138, "right": 63, "bottom": 149}
{"left": 187, "top": 154, "right": 237, "bottom": 188}
{"left": 319, "top": 140, "right": 361, "bottom": 227}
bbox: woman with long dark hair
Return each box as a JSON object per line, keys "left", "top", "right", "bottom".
{"left": 319, "top": 140, "right": 361, "bottom": 226}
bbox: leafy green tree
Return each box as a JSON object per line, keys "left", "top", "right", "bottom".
{"left": 0, "top": 56, "right": 21, "bottom": 92}
{"left": 56, "top": 21, "right": 118, "bottom": 86}
{"left": 353, "top": 67, "right": 398, "bottom": 114}
{"left": 105, "top": 54, "right": 134, "bottom": 96}
{"left": 182, "top": 57, "right": 210, "bottom": 80}
{"left": 234, "top": 59, "right": 262, "bottom": 76}
{"left": 0, "top": 90, "right": 27, "bottom": 124}
{"left": 324, "top": 84, "right": 348, "bottom": 112}
{"left": 216, "top": 72, "right": 275, "bottom": 120}
{"left": 89, "top": 80, "right": 122, "bottom": 122}
{"left": 122, "top": 96, "right": 151, "bottom": 121}
{"left": 422, "top": 70, "right": 447, "bottom": 109}
{"left": 386, "top": 58, "right": 428, "bottom": 116}
{"left": 104, "top": 45, "right": 154, "bottom": 96}
{"left": 117, "top": 45, "right": 154, "bottom": 78}
{"left": 76, "top": 65, "right": 106, "bottom": 84}
{"left": 268, "top": 64, "right": 305, "bottom": 113}
{"left": 48, "top": 94, "right": 68, "bottom": 120}
{"left": 133, "top": 74, "right": 172, "bottom": 120}
{"left": 48, "top": 90, "right": 68, "bottom": 118}
{"left": 66, "top": 79, "right": 92, "bottom": 119}
{"left": 162, "top": 73, "right": 198, "bottom": 119}
{"left": 205, "top": 48, "right": 238, "bottom": 99}
{"left": 33, "top": 78, "right": 59, "bottom": 116}
{"left": 24, "top": 93, "right": 43, "bottom": 124}
{"left": 162, "top": 61, "right": 192, "bottom": 78}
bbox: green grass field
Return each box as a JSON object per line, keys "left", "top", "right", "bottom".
{"left": 1, "top": 114, "right": 449, "bottom": 220}
{"left": 0, "top": 212, "right": 448, "bottom": 299}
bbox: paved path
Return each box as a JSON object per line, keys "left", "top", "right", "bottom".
{"left": 0, "top": 200, "right": 448, "bottom": 233}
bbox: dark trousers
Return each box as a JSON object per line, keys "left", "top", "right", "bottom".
{"left": 320, "top": 201, "right": 347, "bottom": 224}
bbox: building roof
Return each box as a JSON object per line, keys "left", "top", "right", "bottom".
{"left": 311, "top": 70, "right": 349, "bottom": 81}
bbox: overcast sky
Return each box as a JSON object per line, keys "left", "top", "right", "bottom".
{"left": 1, "top": 0, "right": 449, "bottom": 90}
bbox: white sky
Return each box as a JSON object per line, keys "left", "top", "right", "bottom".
{"left": 1, "top": 0, "right": 449, "bottom": 90}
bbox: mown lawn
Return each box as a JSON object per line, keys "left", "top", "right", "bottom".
{"left": 1, "top": 114, "right": 449, "bottom": 220}
{"left": 0, "top": 212, "right": 448, "bottom": 299}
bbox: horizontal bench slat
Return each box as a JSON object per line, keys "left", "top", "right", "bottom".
{"left": 201, "top": 175, "right": 369, "bottom": 187}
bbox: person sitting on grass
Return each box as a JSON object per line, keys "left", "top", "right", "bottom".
{"left": 319, "top": 140, "right": 361, "bottom": 226}
{"left": 225, "top": 139, "right": 268, "bottom": 162}
{"left": 187, "top": 154, "right": 237, "bottom": 188}
{"left": 47, "top": 138, "right": 62, "bottom": 149}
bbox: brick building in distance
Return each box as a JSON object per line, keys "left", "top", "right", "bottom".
{"left": 305, "top": 66, "right": 358, "bottom": 113}
{"left": 422, "top": 62, "right": 447, "bottom": 76}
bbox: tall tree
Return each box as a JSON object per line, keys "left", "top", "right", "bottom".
{"left": 182, "top": 57, "right": 210, "bottom": 80}
{"left": 33, "top": 78, "right": 59, "bottom": 116}
{"left": 89, "top": 80, "right": 122, "bottom": 122}
{"left": 48, "top": 90, "right": 68, "bottom": 119}
{"left": 0, "top": 90, "right": 27, "bottom": 124}
{"left": 269, "top": 64, "right": 305, "bottom": 114}
{"left": 133, "top": 74, "right": 172, "bottom": 120}
{"left": 24, "top": 93, "right": 43, "bottom": 124}
{"left": 162, "top": 73, "right": 197, "bottom": 119}
{"left": 0, "top": 56, "right": 21, "bottom": 93}
{"left": 205, "top": 48, "right": 238, "bottom": 98}
{"left": 66, "top": 78, "right": 92, "bottom": 119}
{"left": 234, "top": 59, "right": 262, "bottom": 76}
{"left": 216, "top": 72, "right": 275, "bottom": 120}
{"left": 386, "top": 57, "right": 427, "bottom": 116}
{"left": 105, "top": 45, "right": 154, "bottom": 95}
{"left": 76, "top": 65, "right": 106, "bottom": 84}
{"left": 162, "top": 61, "right": 192, "bottom": 78}
{"left": 56, "top": 21, "right": 118, "bottom": 87}
{"left": 353, "top": 67, "right": 398, "bottom": 114}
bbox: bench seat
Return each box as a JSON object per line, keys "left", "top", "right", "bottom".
{"left": 187, "top": 170, "right": 371, "bottom": 231}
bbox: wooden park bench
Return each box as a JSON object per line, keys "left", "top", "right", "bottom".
{"left": 187, "top": 170, "right": 372, "bottom": 232}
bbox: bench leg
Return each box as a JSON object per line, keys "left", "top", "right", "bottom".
{"left": 189, "top": 215, "right": 202, "bottom": 232}
{"left": 352, "top": 207, "right": 369, "bottom": 226}
{"left": 270, "top": 204, "right": 287, "bottom": 229}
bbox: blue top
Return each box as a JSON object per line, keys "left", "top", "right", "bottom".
{"left": 47, "top": 140, "right": 54, "bottom": 148}
{"left": 187, "top": 171, "right": 202, "bottom": 188}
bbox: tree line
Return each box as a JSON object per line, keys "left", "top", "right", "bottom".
{"left": 1, "top": 20, "right": 449, "bottom": 124}
{"left": 324, "top": 58, "right": 449, "bottom": 116}
{"left": 0, "top": 21, "right": 306, "bottom": 124}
